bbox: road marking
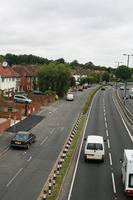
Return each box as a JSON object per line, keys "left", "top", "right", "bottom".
{"left": 105, "top": 121, "right": 108, "bottom": 129}
{"left": 113, "top": 96, "right": 133, "bottom": 142}
{"left": 106, "top": 129, "right": 109, "bottom": 137}
{"left": 6, "top": 168, "right": 23, "bottom": 187}
{"left": 67, "top": 91, "right": 96, "bottom": 200}
{"left": 27, "top": 156, "right": 32, "bottom": 162}
{"left": 109, "top": 152, "right": 113, "bottom": 166}
{"left": 107, "top": 139, "right": 110, "bottom": 149}
{"left": 40, "top": 136, "right": 48, "bottom": 145}
{"left": 60, "top": 127, "right": 64, "bottom": 131}
{"left": 0, "top": 147, "right": 9, "bottom": 159}
{"left": 111, "top": 172, "right": 117, "bottom": 194}
{"left": 104, "top": 117, "right": 107, "bottom": 122}
{"left": 50, "top": 128, "right": 55, "bottom": 135}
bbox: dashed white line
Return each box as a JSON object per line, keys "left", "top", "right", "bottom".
{"left": 107, "top": 139, "right": 110, "bottom": 149}
{"left": 27, "top": 156, "right": 32, "bottom": 162}
{"left": 6, "top": 168, "right": 23, "bottom": 187}
{"left": 111, "top": 172, "right": 117, "bottom": 194}
{"left": 105, "top": 121, "right": 108, "bottom": 129}
{"left": 109, "top": 152, "right": 113, "bottom": 166}
{"left": 50, "top": 128, "right": 55, "bottom": 135}
{"left": 40, "top": 136, "right": 48, "bottom": 145}
{"left": 106, "top": 129, "right": 109, "bottom": 137}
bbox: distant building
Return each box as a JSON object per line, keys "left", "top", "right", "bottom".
{"left": 12, "top": 65, "right": 38, "bottom": 92}
{"left": 0, "top": 65, "right": 20, "bottom": 96}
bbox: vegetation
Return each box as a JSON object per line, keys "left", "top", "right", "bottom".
{"left": 115, "top": 65, "right": 132, "bottom": 81}
{"left": 45, "top": 85, "right": 100, "bottom": 200}
{"left": 37, "top": 63, "right": 71, "bottom": 97}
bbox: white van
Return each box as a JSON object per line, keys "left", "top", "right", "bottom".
{"left": 84, "top": 135, "right": 105, "bottom": 161}
{"left": 121, "top": 149, "right": 133, "bottom": 196}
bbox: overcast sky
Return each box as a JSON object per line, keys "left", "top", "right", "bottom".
{"left": 1, "top": 0, "right": 133, "bottom": 67}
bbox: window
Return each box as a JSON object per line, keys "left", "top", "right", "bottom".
{"left": 129, "top": 174, "right": 133, "bottom": 188}
{"left": 2, "top": 77, "right": 4, "bottom": 82}
{"left": 87, "top": 143, "right": 103, "bottom": 150}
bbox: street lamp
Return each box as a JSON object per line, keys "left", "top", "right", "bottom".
{"left": 123, "top": 54, "right": 133, "bottom": 67}
{"left": 115, "top": 61, "right": 122, "bottom": 67}
{"left": 123, "top": 54, "right": 133, "bottom": 104}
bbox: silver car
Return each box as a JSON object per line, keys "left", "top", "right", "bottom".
{"left": 13, "top": 94, "right": 32, "bottom": 103}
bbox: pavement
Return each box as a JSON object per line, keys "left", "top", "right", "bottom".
{"left": 0, "top": 114, "right": 44, "bottom": 155}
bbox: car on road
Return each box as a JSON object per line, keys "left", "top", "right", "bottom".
{"left": 84, "top": 135, "right": 105, "bottom": 161}
{"left": 101, "top": 87, "right": 105, "bottom": 90}
{"left": 13, "top": 94, "right": 32, "bottom": 103}
{"left": 10, "top": 131, "right": 36, "bottom": 149}
{"left": 66, "top": 93, "right": 74, "bottom": 101}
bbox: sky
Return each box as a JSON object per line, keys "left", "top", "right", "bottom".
{"left": 1, "top": 0, "right": 133, "bottom": 67}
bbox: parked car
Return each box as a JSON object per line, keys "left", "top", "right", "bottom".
{"left": 66, "top": 93, "right": 74, "bottom": 101}
{"left": 33, "top": 90, "right": 43, "bottom": 95}
{"left": 13, "top": 94, "right": 32, "bottom": 103}
{"left": 10, "top": 131, "right": 36, "bottom": 149}
{"left": 83, "top": 83, "right": 88, "bottom": 89}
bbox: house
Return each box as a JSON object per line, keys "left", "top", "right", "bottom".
{"left": 12, "top": 65, "right": 38, "bottom": 92}
{"left": 0, "top": 65, "right": 20, "bottom": 96}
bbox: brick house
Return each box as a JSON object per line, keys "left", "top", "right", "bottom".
{"left": 0, "top": 65, "right": 20, "bottom": 96}
{"left": 12, "top": 65, "right": 38, "bottom": 92}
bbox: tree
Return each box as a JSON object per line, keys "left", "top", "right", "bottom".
{"left": 37, "top": 63, "right": 71, "bottom": 97}
{"left": 102, "top": 71, "right": 110, "bottom": 83}
{"left": 115, "top": 65, "right": 132, "bottom": 81}
{"left": 115, "top": 65, "right": 132, "bottom": 98}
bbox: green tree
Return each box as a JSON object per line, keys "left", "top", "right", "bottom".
{"left": 37, "top": 63, "right": 71, "bottom": 97}
{"left": 102, "top": 71, "right": 110, "bottom": 83}
{"left": 115, "top": 65, "right": 132, "bottom": 81}
{"left": 115, "top": 65, "right": 132, "bottom": 98}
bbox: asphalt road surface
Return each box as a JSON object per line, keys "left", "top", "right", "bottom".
{"left": 66, "top": 86, "right": 133, "bottom": 200}
{"left": 0, "top": 87, "right": 92, "bottom": 200}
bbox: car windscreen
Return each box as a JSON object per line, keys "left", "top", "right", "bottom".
{"left": 87, "top": 143, "right": 103, "bottom": 150}
{"left": 14, "top": 134, "right": 29, "bottom": 141}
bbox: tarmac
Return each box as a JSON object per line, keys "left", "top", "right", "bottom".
{"left": 0, "top": 114, "right": 44, "bottom": 155}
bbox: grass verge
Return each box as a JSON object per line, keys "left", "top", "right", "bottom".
{"left": 46, "top": 85, "right": 100, "bottom": 200}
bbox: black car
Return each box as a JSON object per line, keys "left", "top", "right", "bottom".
{"left": 10, "top": 131, "right": 36, "bottom": 149}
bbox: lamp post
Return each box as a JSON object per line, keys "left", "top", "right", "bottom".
{"left": 115, "top": 61, "right": 122, "bottom": 67}
{"left": 115, "top": 61, "right": 122, "bottom": 89}
{"left": 123, "top": 54, "right": 133, "bottom": 104}
{"left": 123, "top": 54, "right": 133, "bottom": 67}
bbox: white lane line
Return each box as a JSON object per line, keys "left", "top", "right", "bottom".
{"left": 107, "top": 139, "right": 110, "bottom": 149}
{"left": 6, "top": 168, "right": 23, "bottom": 187}
{"left": 40, "top": 136, "right": 48, "bottom": 145}
{"left": 60, "top": 127, "right": 64, "bottom": 131}
{"left": 104, "top": 117, "right": 107, "bottom": 122}
{"left": 67, "top": 91, "right": 96, "bottom": 200}
{"left": 109, "top": 152, "right": 113, "bottom": 166}
{"left": 106, "top": 129, "right": 109, "bottom": 137}
{"left": 111, "top": 172, "right": 117, "bottom": 194}
{"left": 113, "top": 96, "right": 133, "bottom": 142}
{"left": 50, "top": 128, "right": 55, "bottom": 135}
{"left": 105, "top": 121, "right": 108, "bottom": 129}
{"left": 27, "top": 156, "right": 32, "bottom": 162}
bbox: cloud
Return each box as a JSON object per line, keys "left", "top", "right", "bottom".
{"left": 0, "top": 0, "right": 133, "bottom": 67}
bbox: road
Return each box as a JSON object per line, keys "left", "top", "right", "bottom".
{"left": 0, "top": 87, "right": 92, "bottom": 200}
{"left": 67, "top": 86, "right": 133, "bottom": 200}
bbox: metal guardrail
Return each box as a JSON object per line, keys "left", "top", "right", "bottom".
{"left": 114, "top": 90, "right": 133, "bottom": 126}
